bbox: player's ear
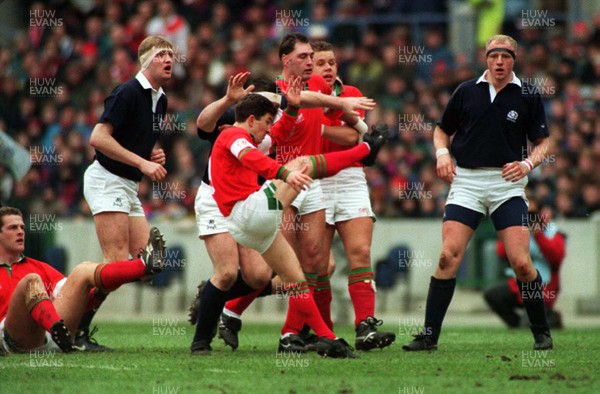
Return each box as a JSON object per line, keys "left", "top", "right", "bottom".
{"left": 247, "top": 114, "right": 255, "bottom": 128}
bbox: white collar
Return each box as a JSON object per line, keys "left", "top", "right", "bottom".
{"left": 476, "top": 70, "right": 521, "bottom": 87}
{"left": 135, "top": 71, "right": 165, "bottom": 97}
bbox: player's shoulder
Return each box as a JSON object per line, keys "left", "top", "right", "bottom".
{"left": 456, "top": 78, "right": 479, "bottom": 91}
{"left": 21, "top": 256, "right": 51, "bottom": 269}
{"left": 308, "top": 74, "right": 330, "bottom": 92}
{"left": 109, "top": 78, "right": 140, "bottom": 98}
{"left": 341, "top": 84, "right": 363, "bottom": 97}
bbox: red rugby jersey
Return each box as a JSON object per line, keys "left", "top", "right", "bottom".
{"left": 321, "top": 83, "right": 365, "bottom": 154}
{"left": 273, "top": 74, "right": 332, "bottom": 163}
{"left": 210, "top": 127, "right": 285, "bottom": 216}
{"left": 1, "top": 256, "right": 65, "bottom": 320}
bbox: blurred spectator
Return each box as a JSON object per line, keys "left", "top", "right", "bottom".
{"left": 483, "top": 198, "right": 565, "bottom": 329}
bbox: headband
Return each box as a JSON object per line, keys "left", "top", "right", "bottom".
{"left": 253, "top": 91, "right": 282, "bottom": 106}
{"left": 486, "top": 47, "right": 516, "bottom": 59}
{"left": 139, "top": 46, "right": 173, "bottom": 71}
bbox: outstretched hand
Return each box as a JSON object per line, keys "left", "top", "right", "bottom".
{"left": 281, "top": 76, "right": 303, "bottom": 108}
{"left": 226, "top": 72, "right": 254, "bottom": 102}
{"left": 286, "top": 164, "right": 313, "bottom": 192}
{"left": 341, "top": 96, "right": 376, "bottom": 116}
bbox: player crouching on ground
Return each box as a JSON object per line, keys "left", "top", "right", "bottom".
{"left": 0, "top": 207, "right": 165, "bottom": 355}
{"left": 200, "top": 90, "right": 387, "bottom": 358}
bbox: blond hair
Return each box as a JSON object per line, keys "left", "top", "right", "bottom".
{"left": 485, "top": 35, "right": 518, "bottom": 52}
{"left": 138, "top": 36, "right": 174, "bottom": 62}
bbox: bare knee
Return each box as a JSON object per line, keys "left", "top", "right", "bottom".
{"left": 20, "top": 273, "right": 44, "bottom": 293}
{"left": 509, "top": 256, "right": 535, "bottom": 280}
{"left": 242, "top": 265, "right": 272, "bottom": 289}
{"left": 437, "top": 246, "right": 463, "bottom": 274}
{"left": 347, "top": 243, "right": 371, "bottom": 270}
{"left": 212, "top": 268, "right": 238, "bottom": 290}
{"left": 69, "top": 262, "right": 97, "bottom": 287}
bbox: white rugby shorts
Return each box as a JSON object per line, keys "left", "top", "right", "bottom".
{"left": 445, "top": 166, "right": 528, "bottom": 215}
{"left": 83, "top": 161, "right": 144, "bottom": 216}
{"left": 320, "top": 167, "right": 374, "bottom": 225}
{"left": 194, "top": 181, "right": 228, "bottom": 238}
{"left": 290, "top": 179, "right": 325, "bottom": 215}
{"left": 226, "top": 182, "right": 283, "bottom": 254}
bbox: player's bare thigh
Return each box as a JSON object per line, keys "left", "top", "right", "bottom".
{"left": 4, "top": 274, "right": 49, "bottom": 350}
{"left": 128, "top": 216, "right": 150, "bottom": 259}
{"left": 93, "top": 212, "right": 130, "bottom": 262}
{"left": 261, "top": 232, "right": 305, "bottom": 284}
{"left": 238, "top": 244, "right": 272, "bottom": 289}
{"left": 203, "top": 232, "right": 240, "bottom": 290}
{"left": 435, "top": 220, "right": 475, "bottom": 279}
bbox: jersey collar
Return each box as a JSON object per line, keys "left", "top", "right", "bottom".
{"left": 332, "top": 77, "right": 344, "bottom": 96}
{"left": 0, "top": 253, "right": 26, "bottom": 266}
{"left": 136, "top": 71, "right": 166, "bottom": 97}
{"left": 476, "top": 70, "right": 521, "bottom": 87}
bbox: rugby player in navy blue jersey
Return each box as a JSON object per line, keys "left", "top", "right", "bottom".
{"left": 403, "top": 35, "right": 553, "bottom": 351}
{"left": 80, "top": 36, "right": 173, "bottom": 350}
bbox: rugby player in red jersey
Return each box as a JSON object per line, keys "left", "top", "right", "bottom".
{"left": 0, "top": 207, "right": 165, "bottom": 355}
{"left": 207, "top": 86, "right": 387, "bottom": 356}
{"left": 312, "top": 40, "right": 395, "bottom": 351}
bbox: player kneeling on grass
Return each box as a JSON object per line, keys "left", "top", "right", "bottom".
{"left": 0, "top": 207, "right": 165, "bottom": 355}
{"left": 195, "top": 92, "right": 387, "bottom": 358}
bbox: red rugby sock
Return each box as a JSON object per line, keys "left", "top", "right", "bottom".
{"left": 314, "top": 275, "right": 333, "bottom": 329}
{"left": 95, "top": 259, "right": 145, "bottom": 292}
{"left": 29, "top": 299, "right": 61, "bottom": 332}
{"left": 309, "top": 143, "right": 369, "bottom": 178}
{"left": 281, "top": 281, "right": 335, "bottom": 340}
{"left": 348, "top": 268, "right": 375, "bottom": 327}
{"left": 224, "top": 289, "right": 260, "bottom": 316}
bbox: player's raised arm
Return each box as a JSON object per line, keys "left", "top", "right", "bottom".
{"left": 196, "top": 72, "right": 254, "bottom": 132}
{"left": 300, "top": 90, "right": 376, "bottom": 116}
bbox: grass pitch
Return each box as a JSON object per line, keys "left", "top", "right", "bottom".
{"left": 1, "top": 323, "right": 598, "bottom": 394}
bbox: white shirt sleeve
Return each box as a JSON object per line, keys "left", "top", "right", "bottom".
{"left": 230, "top": 138, "right": 256, "bottom": 158}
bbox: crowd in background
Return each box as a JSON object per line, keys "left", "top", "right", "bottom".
{"left": 0, "top": 0, "right": 598, "bottom": 221}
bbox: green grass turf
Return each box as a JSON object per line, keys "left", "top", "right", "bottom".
{"left": 1, "top": 323, "right": 598, "bottom": 394}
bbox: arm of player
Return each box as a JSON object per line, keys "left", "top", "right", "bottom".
{"left": 322, "top": 125, "right": 359, "bottom": 146}
{"left": 196, "top": 72, "right": 254, "bottom": 132}
{"left": 269, "top": 106, "right": 300, "bottom": 146}
{"left": 270, "top": 76, "right": 302, "bottom": 145}
{"left": 89, "top": 123, "right": 167, "bottom": 181}
{"left": 502, "top": 137, "right": 549, "bottom": 183}
{"left": 232, "top": 139, "right": 295, "bottom": 182}
{"left": 433, "top": 126, "right": 455, "bottom": 183}
{"left": 299, "top": 91, "right": 375, "bottom": 116}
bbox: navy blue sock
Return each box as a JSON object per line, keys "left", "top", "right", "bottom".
{"left": 225, "top": 272, "right": 257, "bottom": 300}
{"left": 517, "top": 270, "right": 550, "bottom": 334}
{"left": 193, "top": 280, "right": 227, "bottom": 343}
{"left": 424, "top": 276, "right": 456, "bottom": 343}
